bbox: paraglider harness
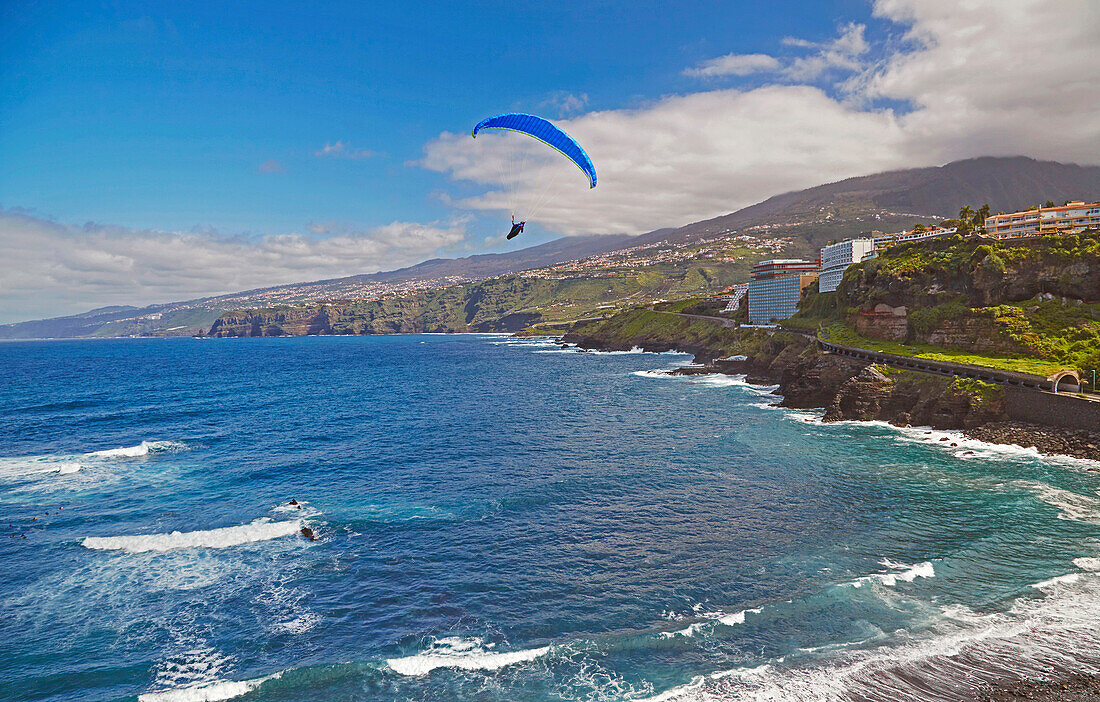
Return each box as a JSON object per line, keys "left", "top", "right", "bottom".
{"left": 507, "top": 215, "right": 526, "bottom": 240}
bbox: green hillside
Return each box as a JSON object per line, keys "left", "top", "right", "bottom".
{"left": 790, "top": 230, "right": 1100, "bottom": 376}
{"left": 208, "top": 257, "right": 757, "bottom": 337}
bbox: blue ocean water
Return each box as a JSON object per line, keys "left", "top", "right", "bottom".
{"left": 2, "top": 334, "right": 1100, "bottom": 702}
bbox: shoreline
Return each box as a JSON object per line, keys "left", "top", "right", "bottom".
{"left": 548, "top": 327, "right": 1100, "bottom": 463}
{"left": 980, "top": 674, "right": 1100, "bottom": 701}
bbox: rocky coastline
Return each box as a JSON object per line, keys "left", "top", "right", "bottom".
{"left": 979, "top": 673, "right": 1100, "bottom": 701}
{"left": 561, "top": 317, "right": 1100, "bottom": 462}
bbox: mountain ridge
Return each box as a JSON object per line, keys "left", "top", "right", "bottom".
{"left": 4, "top": 156, "right": 1097, "bottom": 338}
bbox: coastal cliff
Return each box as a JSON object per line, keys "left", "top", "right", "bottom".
{"left": 563, "top": 307, "right": 1099, "bottom": 459}
{"left": 825, "top": 232, "right": 1100, "bottom": 373}
{"left": 564, "top": 308, "right": 995, "bottom": 421}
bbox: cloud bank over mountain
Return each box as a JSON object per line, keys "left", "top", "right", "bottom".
{"left": 421, "top": 0, "right": 1100, "bottom": 236}
{"left": 3, "top": 0, "right": 1097, "bottom": 321}
{"left": 0, "top": 211, "right": 465, "bottom": 323}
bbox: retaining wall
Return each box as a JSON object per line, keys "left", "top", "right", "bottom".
{"left": 1005, "top": 387, "right": 1100, "bottom": 432}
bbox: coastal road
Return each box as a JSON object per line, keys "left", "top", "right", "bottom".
{"left": 649, "top": 309, "right": 739, "bottom": 328}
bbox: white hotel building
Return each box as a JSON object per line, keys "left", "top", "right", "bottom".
{"left": 819, "top": 238, "right": 875, "bottom": 293}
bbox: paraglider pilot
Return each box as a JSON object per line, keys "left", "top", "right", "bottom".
{"left": 507, "top": 215, "right": 525, "bottom": 240}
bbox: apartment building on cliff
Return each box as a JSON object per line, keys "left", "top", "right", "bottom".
{"left": 984, "top": 201, "right": 1100, "bottom": 238}
{"left": 818, "top": 225, "right": 958, "bottom": 294}
{"left": 747, "top": 259, "right": 818, "bottom": 324}
{"left": 819, "top": 238, "right": 875, "bottom": 293}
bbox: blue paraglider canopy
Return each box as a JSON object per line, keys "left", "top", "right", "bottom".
{"left": 471, "top": 113, "right": 597, "bottom": 188}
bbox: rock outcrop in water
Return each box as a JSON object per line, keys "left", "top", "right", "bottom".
{"left": 563, "top": 306, "right": 1099, "bottom": 460}
{"left": 822, "top": 365, "right": 1007, "bottom": 429}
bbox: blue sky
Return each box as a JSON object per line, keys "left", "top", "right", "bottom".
{"left": 2, "top": 0, "right": 878, "bottom": 238}
{"left": 1, "top": 0, "right": 1097, "bottom": 321}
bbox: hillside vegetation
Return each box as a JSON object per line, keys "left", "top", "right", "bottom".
{"left": 208, "top": 260, "right": 754, "bottom": 337}
{"left": 791, "top": 230, "right": 1100, "bottom": 375}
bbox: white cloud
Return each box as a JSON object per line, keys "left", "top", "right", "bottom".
{"left": 539, "top": 91, "right": 589, "bottom": 116}
{"left": 684, "top": 24, "right": 868, "bottom": 82}
{"left": 783, "top": 22, "right": 869, "bottom": 81}
{"left": 257, "top": 159, "right": 285, "bottom": 173}
{"left": 861, "top": 0, "right": 1100, "bottom": 159}
{"left": 421, "top": 86, "right": 911, "bottom": 236}
{"left": 421, "top": 0, "right": 1100, "bottom": 236}
{"left": 0, "top": 211, "right": 466, "bottom": 323}
{"left": 683, "top": 53, "right": 781, "bottom": 78}
{"left": 314, "top": 141, "right": 375, "bottom": 159}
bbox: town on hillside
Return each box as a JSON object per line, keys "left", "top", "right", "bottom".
{"left": 694, "top": 200, "right": 1100, "bottom": 399}
{"left": 726, "top": 200, "right": 1100, "bottom": 323}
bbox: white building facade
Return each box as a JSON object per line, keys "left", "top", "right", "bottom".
{"left": 721, "top": 283, "right": 749, "bottom": 313}
{"left": 819, "top": 238, "right": 875, "bottom": 293}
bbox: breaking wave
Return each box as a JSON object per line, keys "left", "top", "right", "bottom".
{"left": 89, "top": 440, "right": 188, "bottom": 458}
{"left": 638, "top": 567, "right": 1100, "bottom": 701}
{"left": 82, "top": 518, "right": 305, "bottom": 553}
{"left": 385, "top": 636, "right": 552, "bottom": 676}
{"left": 1019, "top": 482, "right": 1100, "bottom": 525}
{"left": 659, "top": 606, "right": 763, "bottom": 639}
{"left": 808, "top": 419, "right": 1100, "bottom": 469}
{"left": 137, "top": 673, "right": 282, "bottom": 702}
{"left": 633, "top": 370, "right": 781, "bottom": 394}
{"left": 845, "top": 560, "right": 936, "bottom": 589}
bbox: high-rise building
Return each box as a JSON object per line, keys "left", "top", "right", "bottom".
{"left": 984, "top": 201, "right": 1100, "bottom": 238}
{"left": 819, "top": 238, "right": 875, "bottom": 293}
{"left": 747, "top": 259, "right": 818, "bottom": 324}
{"left": 750, "top": 259, "right": 820, "bottom": 280}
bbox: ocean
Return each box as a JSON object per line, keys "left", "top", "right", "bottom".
{"left": 2, "top": 334, "right": 1100, "bottom": 701}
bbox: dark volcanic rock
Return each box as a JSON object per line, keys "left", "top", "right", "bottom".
{"left": 771, "top": 351, "right": 869, "bottom": 410}
{"left": 967, "top": 421, "right": 1100, "bottom": 462}
{"left": 822, "top": 366, "right": 891, "bottom": 421}
{"left": 824, "top": 366, "right": 1007, "bottom": 429}
{"left": 979, "top": 673, "right": 1100, "bottom": 701}
{"left": 562, "top": 305, "right": 1092, "bottom": 461}
{"left": 670, "top": 365, "right": 720, "bottom": 376}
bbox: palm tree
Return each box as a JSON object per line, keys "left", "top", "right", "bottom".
{"left": 958, "top": 205, "right": 975, "bottom": 233}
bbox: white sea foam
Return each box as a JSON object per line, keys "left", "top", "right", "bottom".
{"left": 659, "top": 607, "right": 761, "bottom": 638}
{"left": 659, "top": 622, "right": 709, "bottom": 639}
{"left": 792, "top": 415, "right": 1100, "bottom": 469}
{"left": 1073, "top": 557, "right": 1100, "bottom": 571}
{"left": 385, "top": 636, "right": 551, "bottom": 676}
{"left": 715, "top": 608, "right": 762, "bottom": 626}
{"left": 138, "top": 673, "right": 281, "bottom": 702}
{"left": 271, "top": 612, "right": 321, "bottom": 635}
{"left": 872, "top": 424, "right": 1100, "bottom": 468}
{"left": 563, "top": 345, "right": 687, "bottom": 356}
{"left": 633, "top": 370, "right": 781, "bottom": 395}
{"left": 89, "top": 440, "right": 187, "bottom": 458}
{"left": 271, "top": 500, "right": 323, "bottom": 519}
{"left": 82, "top": 518, "right": 304, "bottom": 553}
{"left": 1019, "top": 482, "right": 1100, "bottom": 525}
{"left": 1031, "top": 573, "right": 1082, "bottom": 590}
{"left": 139, "top": 644, "right": 282, "bottom": 702}
{"left": 846, "top": 560, "right": 936, "bottom": 588}
{"left": 0, "top": 455, "right": 88, "bottom": 479}
{"left": 633, "top": 566, "right": 1100, "bottom": 702}
{"left": 0, "top": 440, "right": 186, "bottom": 483}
